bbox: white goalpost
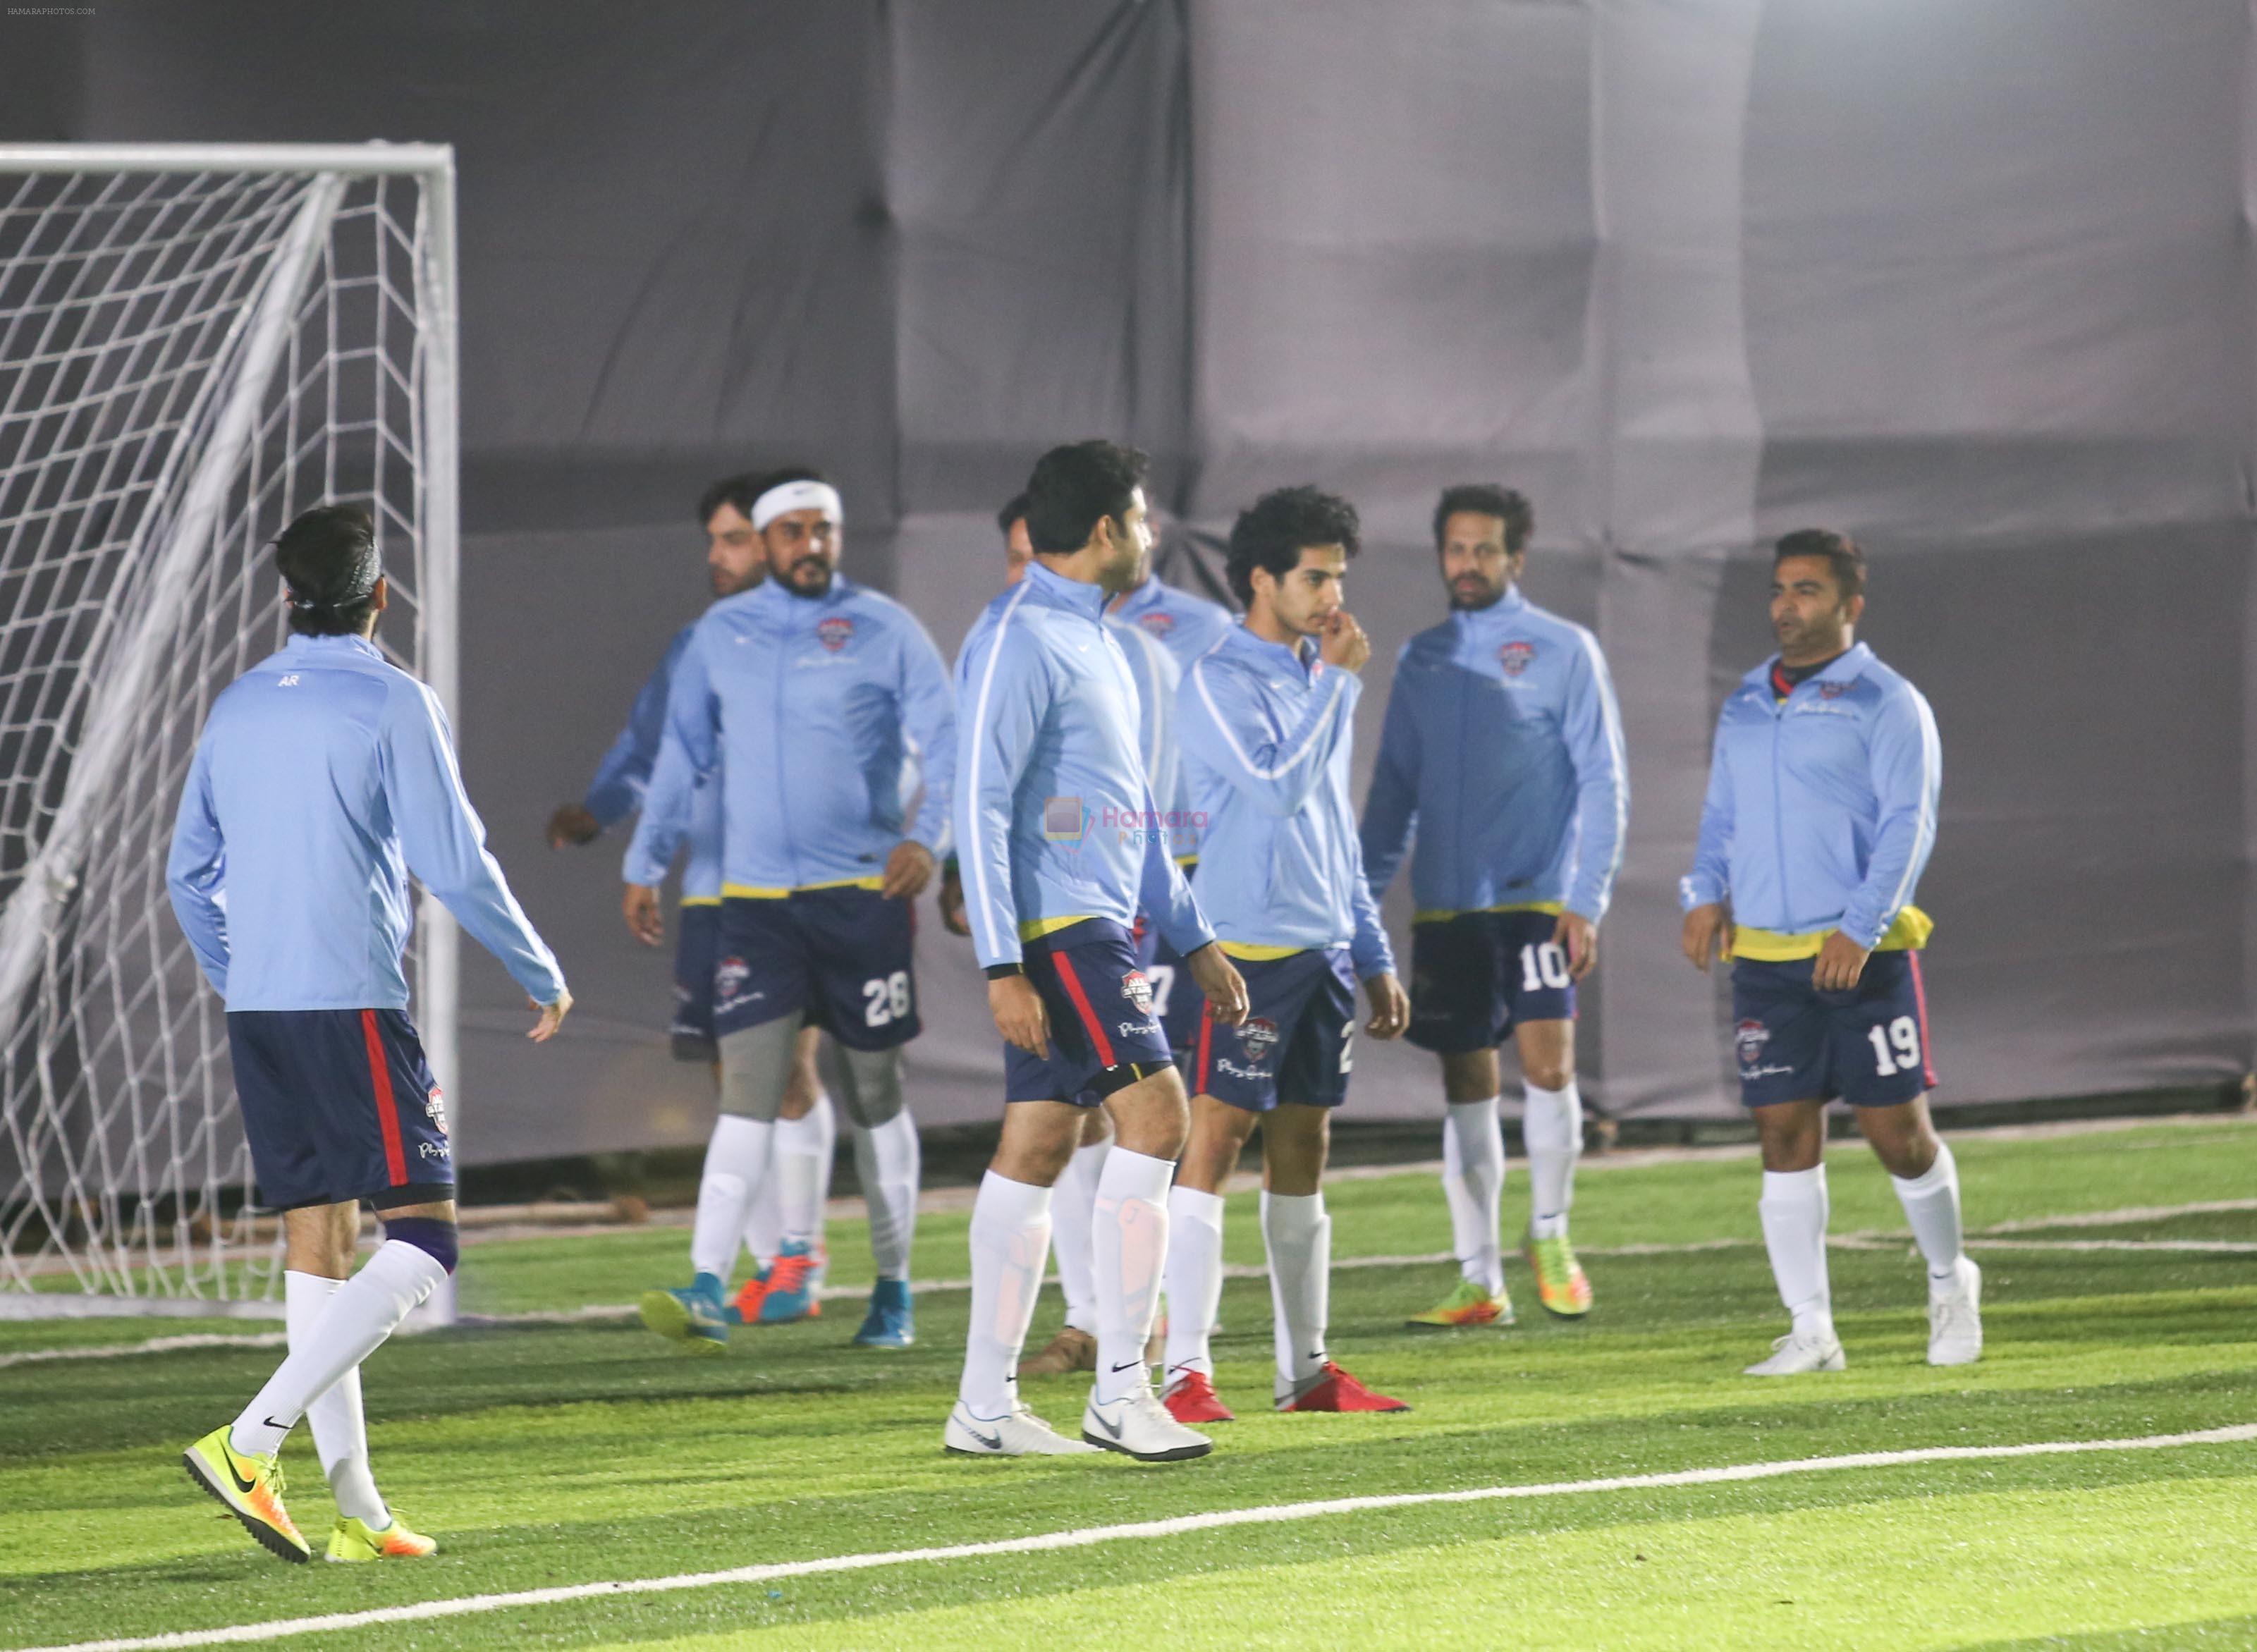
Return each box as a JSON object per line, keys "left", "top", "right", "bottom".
{"left": 0, "top": 144, "right": 460, "bottom": 1321}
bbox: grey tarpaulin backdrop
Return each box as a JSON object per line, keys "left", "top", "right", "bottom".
{"left": 6, "top": 0, "right": 2252, "bottom": 1164}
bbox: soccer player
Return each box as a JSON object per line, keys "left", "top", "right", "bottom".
{"left": 625, "top": 469, "right": 952, "bottom": 1353}
{"left": 545, "top": 475, "right": 836, "bottom": 1323}
{"left": 965, "top": 492, "right": 1189, "bottom": 1380}
{"left": 948, "top": 440, "right": 1248, "bottom": 1461}
{"left": 1162, "top": 487, "right": 1412, "bottom": 1424}
{"left": 1680, "top": 529, "right": 1974, "bottom": 1374}
{"left": 1360, "top": 486, "right": 1626, "bottom": 1328}
{"left": 167, "top": 504, "right": 570, "bottom": 1562}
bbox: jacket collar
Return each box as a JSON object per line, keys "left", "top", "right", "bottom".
{"left": 1452, "top": 586, "right": 1529, "bottom": 629}
{"left": 1022, "top": 558, "right": 1111, "bottom": 622}
{"left": 1743, "top": 640, "right": 1873, "bottom": 691}
{"left": 745, "top": 573, "right": 856, "bottom": 623}
{"left": 1221, "top": 619, "right": 1318, "bottom": 677}
{"left": 283, "top": 632, "right": 384, "bottom": 663}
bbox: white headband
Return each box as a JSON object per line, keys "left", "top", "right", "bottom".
{"left": 751, "top": 479, "right": 844, "bottom": 532}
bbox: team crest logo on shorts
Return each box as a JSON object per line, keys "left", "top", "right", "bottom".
{"left": 1121, "top": 970, "right": 1156, "bottom": 1015}
{"left": 816, "top": 616, "right": 855, "bottom": 652}
{"left": 1139, "top": 613, "right": 1175, "bottom": 638}
{"left": 715, "top": 955, "right": 752, "bottom": 1006}
{"left": 425, "top": 1085, "right": 448, "bottom": 1137}
{"left": 1498, "top": 640, "right": 1536, "bottom": 677}
{"left": 1735, "top": 1018, "right": 1770, "bottom": 1069}
{"left": 1237, "top": 1017, "right": 1280, "bottom": 1063}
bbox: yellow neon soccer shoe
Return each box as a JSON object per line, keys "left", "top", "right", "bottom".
{"left": 183, "top": 1426, "right": 311, "bottom": 1563}
{"left": 326, "top": 1513, "right": 438, "bottom": 1562}
{"left": 1525, "top": 1232, "right": 1594, "bottom": 1318}
{"left": 1407, "top": 1275, "right": 1514, "bottom": 1328}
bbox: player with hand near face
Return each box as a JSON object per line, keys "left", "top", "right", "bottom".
{"left": 1161, "top": 487, "right": 1411, "bottom": 1425}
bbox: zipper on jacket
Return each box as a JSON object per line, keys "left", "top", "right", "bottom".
{"left": 1769, "top": 686, "right": 1792, "bottom": 926}
{"left": 773, "top": 611, "right": 798, "bottom": 886}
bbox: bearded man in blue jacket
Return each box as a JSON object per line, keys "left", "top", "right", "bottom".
{"left": 1682, "top": 529, "right": 1976, "bottom": 1376}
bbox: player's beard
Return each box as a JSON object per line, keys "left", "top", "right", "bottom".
{"left": 781, "top": 557, "right": 834, "bottom": 597}
{"left": 1449, "top": 575, "right": 1503, "bottom": 611}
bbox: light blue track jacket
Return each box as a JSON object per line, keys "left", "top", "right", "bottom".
{"left": 625, "top": 577, "right": 955, "bottom": 893}
{"left": 1360, "top": 589, "right": 1627, "bottom": 922}
{"left": 1104, "top": 614, "right": 1185, "bottom": 861}
{"left": 1111, "top": 576, "right": 1231, "bottom": 862}
{"left": 581, "top": 622, "right": 721, "bottom": 900}
{"left": 1110, "top": 576, "right": 1235, "bottom": 671}
{"left": 1180, "top": 626, "right": 1395, "bottom": 979}
{"left": 167, "top": 634, "right": 565, "bottom": 1012}
{"left": 953, "top": 561, "right": 1213, "bottom": 969}
{"left": 1680, "top": 642, "right": 1940, "bottom": 950}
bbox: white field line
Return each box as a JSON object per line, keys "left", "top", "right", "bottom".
{"left": 16, "top": 1422, "right": 2257, "bottom": 1652}
{"left": 6, "top": 1198, "right": 2251, "bottom": 1370}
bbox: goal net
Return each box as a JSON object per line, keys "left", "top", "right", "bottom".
{"left": 0, "top": 145, "right": 460, "bottom": 1318}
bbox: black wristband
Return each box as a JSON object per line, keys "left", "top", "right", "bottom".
{"left": 984, "top": 962, "right": 1024, "bottom": 979}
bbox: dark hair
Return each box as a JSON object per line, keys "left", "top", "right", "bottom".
{"left": 996, "top": 491, "right": 1030, "bottom": 537}
{"left": 1225, "top": 486, "right": 1360, "bottom": 607}
{"left": 1432, "top": 484, "right": 1533, "bottom": 555}
{"left": 697, "top": 472, "right": 761, "bottom": 525}
{"left": 1773, "top": 527, "right": 1865, "bottom": 601}
{"left": 699, "top": 465, "right": 826, "bottom": 527}
{"left": 1022, "top": 441, "right": 1147, "bottom": 554}
{"left": 274, "top": 504, "right": 381, "bottom": 637}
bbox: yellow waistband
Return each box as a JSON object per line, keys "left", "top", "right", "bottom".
{"left": 1019, "top": 912, "right": 1094, "bottom": 941}
{"left": 1730, "top": 906, "right": 1933, "bottom": 962}
{"left": 678, "top": 895, "right": 722, "bottom": 908}
{"left": 1218, "top": 941, "right": 1305, "bottom": 962}
{"left": 1413, "top": 900, "right": 1565, "bottom": 925}
{"left": 721, "top": 876, "right": 885, "bottom": 900}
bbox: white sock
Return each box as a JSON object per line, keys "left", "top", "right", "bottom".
{"left": 284, "top": 1271, "right": 388, "bottom": 1526}
{"left": 773, "top": 1091, "right": 836, "bottom": 1252}
{"left": 1261, "top": 1191, "right": 1330, "bottom": 1391}
{"left": 231, "top": 1242, "right": 445, "bottom": 1457}
{"left": 690, "top": 1115, "right": 773, "bottom": 1281}
{"left": 1522, "top": 1079, "right": 1584, "bottom": 1241}
{"left": 1092, "top": 1147, "right": 1173, "bottom": 1403}
{"left": 958, "top": 1171, "right": 1052, "bottom": 1419}
{"left": 741, "top": 1161, "right": 781, "bottom": 1271}
{"left": 1442, "top": 1097, "right": 1505, "bottom": 1293}
{"left": 1053, "top": 1139, "right": 1111, "bottom": 1333}
{"left": 855, "top": 1109, "right": 921, "bottom": 1282}
{"left": 1758, "top": 1165, "right": 1834, "bottom": 1342}
{"left": 1892, "top": 1139, "right": 1965, "bottom": 1290}
{"left": 1161, "top": 1185, "right": 1225, "bottom": 1382}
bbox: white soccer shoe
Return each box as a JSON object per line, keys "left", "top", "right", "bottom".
{"left": 1927, "top": 1256, "right": 1983, "bottom": 1367}
{"left": 1744, "top": 1328, "right": 1848, "bottom": 1376}
{"left": 1082, "top": 1381, "right": 1213, "bottom": 1462}
{"left": 943, "top": 1400, "right": 1099, "bottom": 1457}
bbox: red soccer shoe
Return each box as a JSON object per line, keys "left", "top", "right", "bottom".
{"left": 1163, "top": 1369, "right": 1236, "bottom": 1424}
{"left": 1276, "top": 1362, "right": 1409, "bottom": 1414}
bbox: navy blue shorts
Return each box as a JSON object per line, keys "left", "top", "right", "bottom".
{"left": 671, "top": 901, "right": 721, "bottom": 1062}
{"left": 714, "top": 887, "right": 919, "bottom": 1050}
{"left": 1126, "top": 910, "right": 1199, "bottom": 1059}
{"left": 227, "top": 1008, "right": 453, "bottom": 1211}
{"left": 1406, "top": 909, "right": 1575, "bottom": 1055}
{"left": 1189, "top": 946, "right": 1357, "bottom": 1113}
{"left": 1003, "top": 919, "right": 1173, "bottom": 1108}
{"left": 1730, "top": 950, "right": 1937, "bottom": 1108}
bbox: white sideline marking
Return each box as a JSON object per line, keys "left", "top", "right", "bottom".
{"left": 16, "top": 1424, "right": 2256, "bottom": 1652}
{"left": 9, "top": 1199, "right": 2253, "bottom": 1370}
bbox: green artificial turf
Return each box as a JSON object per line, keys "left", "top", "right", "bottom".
{"left": 0, "top": 1117, "right": 2251, "bottom": 1651}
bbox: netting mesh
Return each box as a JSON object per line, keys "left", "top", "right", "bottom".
{"left": 0, "top": 163, "right": 444, "bottom": 1307}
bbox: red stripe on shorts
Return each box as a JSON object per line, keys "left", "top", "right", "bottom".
{"left": 1051, "top": 950, "right": 1116, "bottom": 1067}
{"left": 1195, "top": 1004, "right": 1213, "bottom": 1095}
{"left": 1908, "top": 953, "right": 1938, "bottom": 1089}
{"left": 361, "top": 1010, "right": 408, "bottom": 1185}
